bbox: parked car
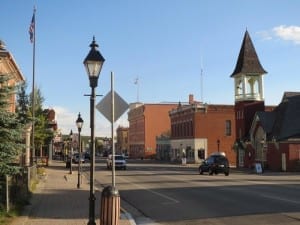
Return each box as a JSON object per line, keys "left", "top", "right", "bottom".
{"left": 106, "top": 154, "right": 127, "bottom": 170}
{"left": 72, "top": 153, "right": 85, "bottom": 164}
{"left": 198, "top": 153, "right": 229, "bottom": 176}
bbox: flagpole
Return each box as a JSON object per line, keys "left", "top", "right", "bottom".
{"left": 31, "top": 7, "right": 36, "bottom": 164}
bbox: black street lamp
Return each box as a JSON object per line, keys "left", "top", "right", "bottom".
{"left": 84, "top": 36, "right": 105, "bottom": 225}
{"left": 217, "top": 139, "right": 220, "bottom": 152}
{"left": 76, "top": 113, "right": 84, "bottom": 189}
{"left": 69, "top": 130, "right": 73, "bottom": 174}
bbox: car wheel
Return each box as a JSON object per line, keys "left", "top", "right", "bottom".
{"left": 225, "top": 172, "right": 229, "bottom": 176}
{"left": 209, "top": 168, "right": 213, "bottom": 175}
{"left": 199, "top": 167, "right": 203, "bottom": 175}
{"left": 124, "top": 167, "right": 126, "bottom": 170}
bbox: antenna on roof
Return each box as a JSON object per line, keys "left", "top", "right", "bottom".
{"left": 200, "top": 56, "right": 204, "bottom": 102}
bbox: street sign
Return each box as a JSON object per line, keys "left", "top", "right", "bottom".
{"left": 96, "top": 91, "right": 129, "bottom": 123}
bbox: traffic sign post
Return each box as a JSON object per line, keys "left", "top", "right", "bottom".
{"left": 97, "top": 72, "right": 128, "bottom": 225}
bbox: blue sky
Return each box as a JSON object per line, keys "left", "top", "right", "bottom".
{"left": 2, "top": 0, "right": 300, "bottom": 136}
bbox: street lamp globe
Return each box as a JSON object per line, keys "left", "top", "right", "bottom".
{"left": 83, "top": 36, "right": 105, "bottom": 88}
{"left": 76, "top": 113, "right": 84, "bottom": 132}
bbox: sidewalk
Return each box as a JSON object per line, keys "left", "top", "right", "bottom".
{"left": 10, "top": 160, "right": 135, "bottom": 225}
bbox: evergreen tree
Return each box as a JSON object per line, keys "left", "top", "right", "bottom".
{"left": 0, "top": 74, "right": 24, "bottom": 175}
{"left": 16, "top": 81, "right": 30, "bottom": 125}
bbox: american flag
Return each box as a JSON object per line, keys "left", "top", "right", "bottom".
{"left": 29, "top": 11, "right": 35, "bottom": 43}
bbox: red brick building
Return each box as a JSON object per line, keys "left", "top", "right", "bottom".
{"left": 169, "top": 95, "right": 236, "bottom": 165}
{"left": 128, "top": 102, "right": 177, "bottom": 159}
{"left": 230, "top": 30, "right": 270, "bottom": 168}
{"left": 116, "top": 126, "right": 129, "bottom": 155}
{"left": 0, "top": 40, "right": 25, "bottom": 112}
{"left": 230, "top": 30, "right": 300, "bottom": 171}
{"left": 248, "top": 93, "right": 300, "bottom": 171}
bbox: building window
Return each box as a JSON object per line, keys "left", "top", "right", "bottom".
{"left": 225, "top": 120, "right": 231, "bottom": 136}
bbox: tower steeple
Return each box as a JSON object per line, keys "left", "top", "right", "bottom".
{"left": 231, "top": 30, "right": 267, "bottom": 103}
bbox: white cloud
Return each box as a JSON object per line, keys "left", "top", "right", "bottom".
{"left": 273, "top": 25, "right": 300, "bottom": 44}
{"left": 258, "top": 25, "right": 300, "bottom": 44}
{"left": 52, "top": 106, "right": 77, "bottom": 135}
{"left": 256, "top": 30, "right": 273, "bottom": 41}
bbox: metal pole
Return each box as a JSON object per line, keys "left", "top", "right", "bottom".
{"left": 77, "top": 130, "right": 81, "bottom": 189}
{"left": 111, "top": 72, "right": 116, "bottom": 188}
{"left": 31, "top": 8, "right": 36, "bottom": 165}
{"left": 70, "top": 137, "right": 73, "bottom": 174}
{"left": 88, "top": 86, "right": 96, "bottom": 225}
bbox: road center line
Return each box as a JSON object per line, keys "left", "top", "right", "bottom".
{"left": 260, "top": 193, "right": 300, "bottom": 205}
{"left": 117, "top": 176, "right": 179, "bottom": 204}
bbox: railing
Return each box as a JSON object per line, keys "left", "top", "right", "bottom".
{"left": 235, "top": 93, "right": 262, "bottom": 101}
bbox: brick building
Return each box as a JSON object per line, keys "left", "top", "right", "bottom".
{"left": 128, "top": 102, "right": 177, "bottom": 159}
{"left": 248, "top": 92, "right": 300, "bottom": 171}
{"left": 169, "top": 95, "right": 236, "bottom": 165}
{"left": 0, "top": 40, "right": 25, "bottom": 112}
{"left": 116, "top": 126, "right": 129, "bottom": 155}
{"left": 230, "top": 30, "right": 300, "bottom": 171}
{"left": 0, "top": 40, "right": 28, "bottom": 164}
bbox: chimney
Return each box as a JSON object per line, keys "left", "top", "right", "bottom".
{"left": 189, "top": 94, "right": 194, "bottom": 104}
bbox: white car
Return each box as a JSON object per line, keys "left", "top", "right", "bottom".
{"left": 106, "top": 154, "right": 127, "bottom": 170}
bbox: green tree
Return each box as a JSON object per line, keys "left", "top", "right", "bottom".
{"left": 29, "top": 87, "right": 44, "bottom": 115}
{"left": 0, "top": 75, "right": 24, "bottom": 175}
{"left": 16, "top": 81, "right": 30, "bottom": 125}
{"left": 29, "top": 87, "right": 53, "bottom": 155}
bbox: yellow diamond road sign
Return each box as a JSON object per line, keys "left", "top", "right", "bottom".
{"left": 96, "top": 91, "right": 129, "bottom": 123}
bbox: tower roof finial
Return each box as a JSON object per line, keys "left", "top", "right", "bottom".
{"left": 230, "top": 30, "right": 267, "bottom": 77}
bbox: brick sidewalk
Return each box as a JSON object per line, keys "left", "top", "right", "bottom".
{"left": 10, "top": 160, "right": 134, "bottom": 225}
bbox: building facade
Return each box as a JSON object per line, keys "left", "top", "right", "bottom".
{"left": 0, "top": 40, "right": 25, "bottom": 112}
{"left": 116, "top": 126, "right": 129, "bottom": 155}
{"left": 248, "top": 93, "right": 300, "bottom": 171}
{"left": 156, "top": 133, "right": 171, "bottom": 161}
{"left": 0, "top": 40, "right": 28, "bottom": 164}
{"left": 230, "top": 30, "right": 300, "bottom": 171}
{"left": 169, "top": 95, "right": 236, "bottom": 165}
{"left": 128, "top": 102, "right": 177, "bottom": 159}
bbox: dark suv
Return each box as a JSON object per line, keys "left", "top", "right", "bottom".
{"left": 199, "top": 154, "right": 229, "bottom": 176}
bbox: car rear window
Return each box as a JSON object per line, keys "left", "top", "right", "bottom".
{"left": 215, "top": 156, "right": 228, "bottom": 163}
{"left": 115, "top": 156, "right": 124, "bottom": 160}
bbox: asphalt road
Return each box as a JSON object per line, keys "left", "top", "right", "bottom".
{"left": 93, "top": 159, "right": 300, "bottom": 225}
